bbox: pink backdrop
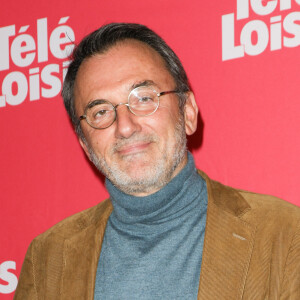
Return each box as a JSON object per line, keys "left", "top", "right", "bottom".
{"left": 1, "top": 0, "right": 300, "bottom": 297}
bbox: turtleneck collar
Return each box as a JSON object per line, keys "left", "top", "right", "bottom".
{"left": 105, "top": 152, "right": 205, "bottom": 226}
{"left": 95, "top": 152, "right": 207, "bottom": 299}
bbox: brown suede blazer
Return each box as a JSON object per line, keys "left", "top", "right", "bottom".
{"left": 14, "top": 171, "right": 300, "bottom": 300}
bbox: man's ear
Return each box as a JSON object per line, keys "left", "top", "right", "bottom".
{"left": 184, "top": 92, "right": 198, "bottom": 136}
{"left": 79, "top": 138, "right": 91, "bottom": 160}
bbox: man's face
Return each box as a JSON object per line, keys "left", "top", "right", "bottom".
{"left": 74, "top": 40, "right": 197, "bottom": 196}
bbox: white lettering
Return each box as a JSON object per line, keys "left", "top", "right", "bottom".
{"left": 240, "top": 20, "right": 269, "bottom": 55}
{"left": 280, "top": 0, "right": 292, "bottom": 10}
{"left": 37, "top": 18, "right": 48, "bottom": 63}
{"left": 49, "top": 18, "right": 75, "bottom": 59}
{"left": 250, "top": 0, "right": 278, "bottom": 16}
{"left": 29, "top": 67, "right": 40, "bottom": 101}
{"left": 222, "top": 13, "right": 245, "bottom": 60}
{"left": 41, "top": 64, "right": 61, "bottom": 98}
{"left": 0, "top": 25, "right": 15, "bottom": 71}
{"left": 0, "top": 16, "right": 75, "bottom": 108}
{"left": 2, "top": 71, "right": 28, "bottom": 105}
{"left": 11, "top": 33, "right": 36, "bottom": 67}
{"left": 270, "top": 16, "right": 282, "bottom": 50}
{"left": 237, "top": 0, "right": 250, "bottom": 20}
{"left": 0, "top": 96, "right": 5, "bottom": 107}
{"left": 222, "top": 0, "right": 300, "bottom": 61}
{"left": 283, "top": 11, "right": 300, "bottom": 47}
{"left": 0, "top": 261, "right": 18, "bottom": 294}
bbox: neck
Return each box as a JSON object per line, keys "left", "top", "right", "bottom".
{"left": 105, "top": 152, "right": 199, "bottom": 224}
{"left": 106, "top": 154, "right": 203, "bottom": 230}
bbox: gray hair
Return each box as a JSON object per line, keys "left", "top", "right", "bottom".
{"left": 62, "top": 23, "right": 191, "bottom": 140}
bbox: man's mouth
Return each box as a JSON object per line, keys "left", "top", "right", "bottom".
{"left": 112, "top": 133, "right": 158, "bottom": 157}
{"left": 116, "top": 142, "right": 151, "bottom": 156}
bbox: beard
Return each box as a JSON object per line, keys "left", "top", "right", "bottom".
{"left": 86, "top": 114, "right": 187, "bottom": 195}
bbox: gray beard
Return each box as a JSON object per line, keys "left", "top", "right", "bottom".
{"left": 86, "top": 115, "right": 187, "bottom": 195}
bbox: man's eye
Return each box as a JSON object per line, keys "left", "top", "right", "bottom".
{"left": 94, "top": 110, "right": 107, "bottom": 117}
{"left": 138, "top": 96, "right": 154, "bottom": 103}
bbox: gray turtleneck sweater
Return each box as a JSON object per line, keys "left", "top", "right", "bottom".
{"left": 94, "top": 153, "right": 207, "bottom": 299}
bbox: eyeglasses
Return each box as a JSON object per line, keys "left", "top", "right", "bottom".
{"left": 79, "top": 86, "right": 181, "bottom": 129}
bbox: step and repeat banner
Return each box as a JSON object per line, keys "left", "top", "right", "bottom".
{"left": 1, "top": 0, "right": 299, "bottom": 298}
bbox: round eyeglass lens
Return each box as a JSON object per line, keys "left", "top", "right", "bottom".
{"left": 129, "top": 87, "right": 159, "bottom": 116}
{"left": 86, "top": 101, "right": 115, "bottom": 129}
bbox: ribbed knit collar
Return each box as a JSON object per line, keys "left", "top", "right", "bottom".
{"left": 105, "top": 152, "right": 205, "bottom": 228}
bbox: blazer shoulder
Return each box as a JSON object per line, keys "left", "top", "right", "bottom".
{"left": 32, "top": 198, "right": 113, "bottom": 245}
{"left": 199, "top": 169, "right": 300, "bottom": 227}
{"left": 233, "top": 187, "right": 300, "bottom": 235}
{"left": 238, "top": 188, "right": 300, "bottom": 218}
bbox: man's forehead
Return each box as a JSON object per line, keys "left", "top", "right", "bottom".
{"left": 74, "top": 41, "right": 172, "bottom": 92}
{"left": 77, "top": 39, "right": 167, "bottom": 76}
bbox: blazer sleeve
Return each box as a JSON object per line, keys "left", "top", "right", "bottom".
{"left": 14, "top": 241, "right": 37, "bottom": 300}
{"left": 280, "top": 220, "right": 300, "bottom": 299}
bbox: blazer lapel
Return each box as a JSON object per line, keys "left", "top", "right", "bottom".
{"left": 55, "top": 171, "right": 255, "bottom": 299}
{"left": 198, "top": 174, "right": 256, "bottom": 299}
{"left": 60, "top": 201, "right": 113, "bottom": 300}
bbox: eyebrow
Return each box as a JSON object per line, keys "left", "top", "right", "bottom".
{"left": 130, "top": 80, "right": 156, "bottom": 90}
{"left": 86, "top": 99, "right": 109, "bottom": 110}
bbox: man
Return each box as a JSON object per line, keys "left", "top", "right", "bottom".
{"left": 15, "top": 23, "right": 300, "bottom": 300}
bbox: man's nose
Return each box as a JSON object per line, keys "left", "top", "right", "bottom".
{"left": 114, "top": 104, "right": 141, "bottom": 138}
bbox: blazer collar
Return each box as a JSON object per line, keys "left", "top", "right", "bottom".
{"left": 59, "top": 170, "right": 255, "bottom": 300}
{"left": 60, "top": 200, "right": 113, "bottom": 300}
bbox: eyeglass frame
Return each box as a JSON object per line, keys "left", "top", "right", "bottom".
{"left": 78, "top": 87, "right": 183, "bottom": 130}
